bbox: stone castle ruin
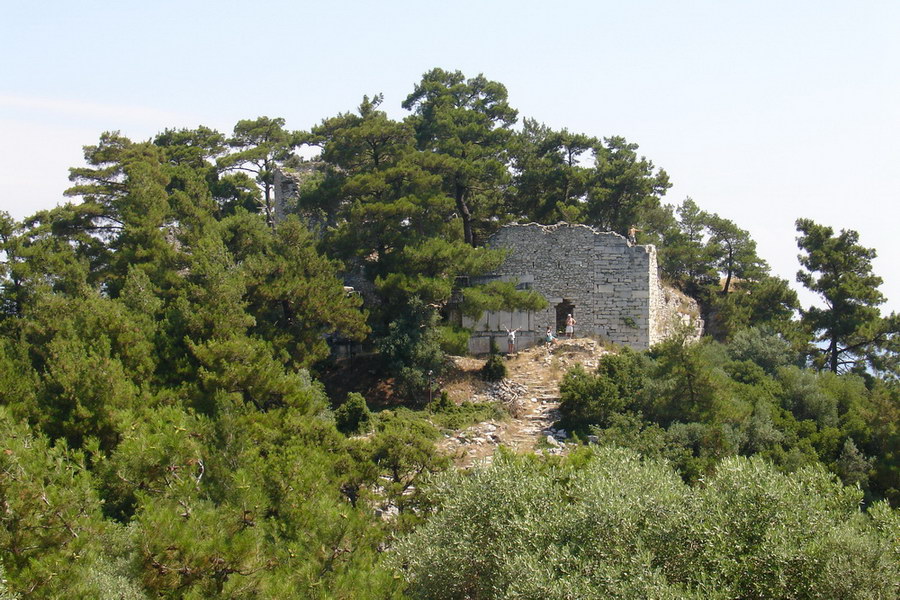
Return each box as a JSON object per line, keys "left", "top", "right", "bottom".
{"left": 273, "top": 170, "right": 700, "bottom": 354}
{"left": 464, "top": 223, "right": 701, "bottom": 353}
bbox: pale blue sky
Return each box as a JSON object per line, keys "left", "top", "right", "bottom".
{"left": 1, "top": 1, "right": 898, "bottom": 311}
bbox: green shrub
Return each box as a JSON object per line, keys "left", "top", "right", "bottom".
{"left": 377, "top": 298, "right": 444, "bottom": 403}
{"left": 334, "top": 392, "right": 372, "bottom": 434}
{"left": 727, "top": 327, "right": 796, "bottom": 374}
{"left": 559, "top": 351, "right": 643, "bottom": 431}
{"left": 480, "top": 339, "right": 507, "bottom": 381}
{"left": 437, "top": 325, "right": 471, "bottom": 356}
{"left": 394, "top": 448, "right": 900, "bottom": 599}
{"left": 366, "top": 411, "right": 449, "bottom": 507}
{"left": 429, "top": 398, "right": 506, "bottom": 430}
{"left": 428, "top": 390, "right": 454, "bottom": 412}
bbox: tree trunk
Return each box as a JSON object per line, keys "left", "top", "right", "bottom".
{"left": 720, "top": 243, "right": 735, "bottom": 295}
{"left": 263, "top": 181, "right": 274, "bottom": 229}
{"left": 281, "top": 299, "right": 294, "bottom": 326}
{"left": 455, "top": 181, "right": 474, "bottom": 246}
{"left": 829, "top": 337, "right": 839, "bottom": 373}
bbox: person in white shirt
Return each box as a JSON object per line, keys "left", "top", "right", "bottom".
{"left": 505, "top": 326, "right": 520, "bottom": 355}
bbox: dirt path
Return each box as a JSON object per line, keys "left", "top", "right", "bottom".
{"left": 439, "top": 338, "right": 609, "bottom": 468}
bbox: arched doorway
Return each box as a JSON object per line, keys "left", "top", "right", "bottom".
{"left": 555, "top": 300, "right": 575, "bottom": 334}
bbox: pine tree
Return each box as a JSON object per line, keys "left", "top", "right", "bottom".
{"left": 796, "top": 219, "right": 897, "bottom": 374}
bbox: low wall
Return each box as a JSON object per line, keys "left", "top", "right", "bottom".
{"left": 468, "top": 331, "right": 540, "bottom": 355}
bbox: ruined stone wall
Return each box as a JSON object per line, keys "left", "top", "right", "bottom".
{"left": 273, "top": 169, "right": 302, "bottom": 223}
{"left": 465, "top": 223, "right": 701, "bottom": 352}
{"left": 272, "top": 174, "right": 704, "bottom": 352}
{"left": 650, "top": 279, "right": 703, "bottom": 345}
{"left": 273, "top": 167, "right": 383, "bottom": 307}
{"left": 273, "top": 165, "right": 331, "bottom": 233}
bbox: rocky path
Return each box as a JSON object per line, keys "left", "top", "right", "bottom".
{"left": 440, "top": 338, "right": 609, "bottom": 468}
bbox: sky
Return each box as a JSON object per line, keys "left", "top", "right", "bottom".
{"left": 1, "top": 0, "right": 898, "bottom": 312}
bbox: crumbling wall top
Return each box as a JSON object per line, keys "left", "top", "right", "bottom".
{"left": 490, "top": 222, "right": 651, "bottom": 253}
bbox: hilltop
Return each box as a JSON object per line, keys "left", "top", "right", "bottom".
{"left": 0, "top": 67, "right": 896, "bottom": 598}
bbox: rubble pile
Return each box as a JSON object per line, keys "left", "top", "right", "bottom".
{"left": 439, "top": 420, "right": 504, "bottom": 467}
{"left": 484, "top": 379, "right": 528, "bottom": 417}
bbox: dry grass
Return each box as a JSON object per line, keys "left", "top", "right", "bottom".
{"left": 441, "top": 355, "right": 488, "bottom": 404}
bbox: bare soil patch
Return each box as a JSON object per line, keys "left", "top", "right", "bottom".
{"left": 439, "top": 338, "right": 612, "bottom": 467}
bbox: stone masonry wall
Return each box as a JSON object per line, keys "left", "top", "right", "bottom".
{"left": 465, "top": 223, "right": 701, "bottom": 352}
{"left": 273, "top": 168, "right": 301, "bottom": 223}
{"left": 273, "top": 165, "right": 330, "bottom": 232}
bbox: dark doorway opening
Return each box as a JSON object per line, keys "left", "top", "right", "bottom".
{"left": 555, "top": 300, "right": 575, "bottom": 333}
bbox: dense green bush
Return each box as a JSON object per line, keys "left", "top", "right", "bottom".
{"left": 335, "top": 392, "right": 372, "bottom": 434}
{"left": 428, "top": 396, "right": 506, "bottom": 430}
{"left": 558, "top": 334, "right": 899, "bottom": 502}
{"left": 480, "top": 339, "right": 507, "bottom": 381}
{"left": 394, "top": 447, "right": 900, "bottom": 599}
{"left": 0, "top": 408, "right": 145, "bottom": 599}
{"left": 727, "top": 327, "right": 797, "bottom": 374}
{"left": 366, "top": 411, "right": 449, "bottom": 509}
{"left": 378, "top": 298, "right": 444, "bottom": 403}
{"left": 436, "top": 325, "right": 471, "bottom": 356}
{"left": 559, "top": 350, "right": 643, "bottom": 429}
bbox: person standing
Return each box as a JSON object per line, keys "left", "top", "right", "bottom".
{"left": 565, "top": 314, "right": 576, "bottom": 338}
{"left": 505, "top": 326, "right": 520, "bottom": 356}
{"left": 627, "top": 225, "right": 641, "bottom": 245}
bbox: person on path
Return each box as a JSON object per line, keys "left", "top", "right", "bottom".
{"left": 565, "top": 314, "right": 576, "bottom": 338}
{"left": 505, "top": 326, "right": 520, "bottom": 356}
{"left": 544, "top": 326, "right": 557, "bottom": 349}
